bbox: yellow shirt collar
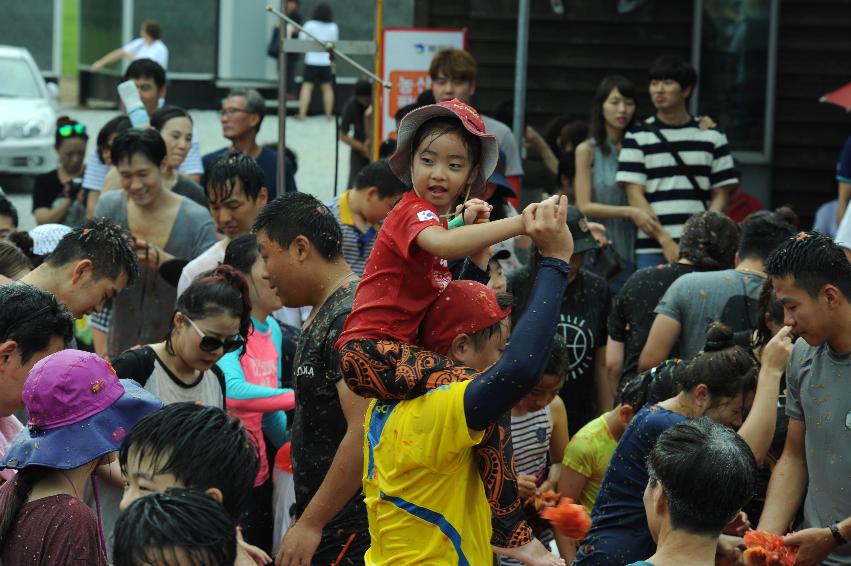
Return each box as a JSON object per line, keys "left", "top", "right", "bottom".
{"left": 339, "top": 190, "right": 380, "bottom": 229}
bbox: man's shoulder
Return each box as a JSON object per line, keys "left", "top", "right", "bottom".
{"left": 259, "top": 146, "right": 277, "bottom": 161}
{"left": 202, "top": 147, "right": 229, "bottom": 165}
{"left": 310, "top": 281, "right": 357, "bottom": 335}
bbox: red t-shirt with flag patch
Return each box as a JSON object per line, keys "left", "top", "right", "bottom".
{"left": 336, "top": 190, "right": 451, "bottom": 348}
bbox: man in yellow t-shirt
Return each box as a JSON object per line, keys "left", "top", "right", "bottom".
{"left": 362, "top": 198, "right": 574, "bottom": 565}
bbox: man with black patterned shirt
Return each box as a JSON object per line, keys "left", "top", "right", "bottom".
{"left": 254, "top": 193, "right": 369, "bottom": 566}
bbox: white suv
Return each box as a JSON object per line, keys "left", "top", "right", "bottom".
{"left": 0, "top": 46, "right": 58, "bottom": 176}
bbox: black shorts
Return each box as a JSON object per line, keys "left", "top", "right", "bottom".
{"left": 303, "top": 64, "right": 333, "bottom": 84}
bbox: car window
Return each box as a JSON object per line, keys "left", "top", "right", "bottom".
{"left": 0, "top": 58, "right": 42, "bottom": 99}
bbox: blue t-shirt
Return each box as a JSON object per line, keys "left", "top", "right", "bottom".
{"left": 202, "top": 146, "right": 297, "bottom": 199}
{"left": 573, "top": 405, "right": 687, "bottom": 566}
{"left": 627, "top": 562, "right": 655, "bottom": 566}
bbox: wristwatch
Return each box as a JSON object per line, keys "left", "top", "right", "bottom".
{"left": 829, "top": 522, "right": 848, "bottom": 546}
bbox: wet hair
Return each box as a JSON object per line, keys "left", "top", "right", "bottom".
{"left": 46, "top": 218, "right": 139, "bottom": 285}
{"left": 7, "top": 231, "right": 34, "bottom": 266}
{"left": 773, "top": 205, "right": 799, "bottom": 228}
{"left": 410, "top": 116, "right": 484, "bottom": 192}
{"left": 223, "top": 233, "right": 259, "bottom": 276}
{"left": 738, "top": 211, "right": 796, "bottom": 261}
{"left": 589, "top": 75, "right": 637, "bottom": 156}
{"left": 141, "top": 19, "right": 163, "bottom": 41}
{"left": 252, "top": 193, "right": 343, "bottom": 261}
{"left": 167, "top": 265, "right": 252, "bottom": 356}
{"left": 754, "top": 278, "right": 784, "bottom": 350}
{"left": 354, "top": 159, "right": 407, "bottom": 198}
{"left": 0, "top": 240, "right": 31, "bottom": 279}
{"left": 227, "top": 88, "right": 266, "bottom": 132}
{"left": 113, "top": 488, "right": 237, "bottom": 566}
{"left": 678, "top": 211, "right": 739, "bottom": 271}
{"left": 118, "top": 403, "right": 259, "bottom": 521}
{"left": 468, "top": 292, "right": 513, "bottom": 351}
{"left": 619, "top": 358, "right": 685, "bottom": 411}
{"left": 680, "top": 323, "right": 758, "bottom": 403}
{"left": 543, "top": 334, "right": 569, "bottom": 378}
{"left": 0, "top": 284, "right": 73, "bottom": 363}
{"left": 96, "top": 115, "right": 132, "bottom": 164}
{"left": 312, "top": 3, "right": 332, "bottom": 22}
{"left": 0, "top": 467, "right": 51, "bottom": 550}
{"left": 111, "top": 128, "right": 168, "bottom": 168}
{"left": 124, "top": 58, "right": 166, "bottom": 89}
{"left": 354, "top": 79, "right": 372, "bottom": 98}
{"left": 55, "top": 116, "right": 89, "bottom": 149}
{"left": 0, "top": 195, "right": 18, "bottom": 227}
{"left": 648, "top": 56, "right": 698, "bottom": 98}
{"left": 150, "top": 106, "right": 193, "bottom": 131}
{"left": 429, "top": 48, "right": 477, "bottom": 83}
{"left": 765, "top": 231, "right": 851, "bottom": 299}
{"left": 647, "top": 418, "right": 757, "bottom": 536}
{"left": 205, "top": 152, "right": 265, "bottom": 203}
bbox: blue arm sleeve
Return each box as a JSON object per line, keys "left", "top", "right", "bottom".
{"left": 262, "top": 411, "right": 289, "bottom": 448}
{"left": 463, "top": 258, "right": 570, "bottom": 430}
{"left": 217, "top": 350, "right": 291, "bottom": 401}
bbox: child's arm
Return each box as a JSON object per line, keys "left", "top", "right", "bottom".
{"left": 416, "top": 215, "right": 525, "bottom": 260}
{"left": 541, "top": 396, "right": 570, "bottom": 493}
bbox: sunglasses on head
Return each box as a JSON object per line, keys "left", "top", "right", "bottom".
{"left": 58, "top": 123, "right": 86, "bottom": 137}
{"left": 181, "top": 313, "right": 243, "bottom": 353}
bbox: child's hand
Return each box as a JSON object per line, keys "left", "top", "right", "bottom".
{"left": 459, "top": 198, "right": 492, "bottom": 225}
{"left": 518, "top": 474, "right": 537, "bottom": 502}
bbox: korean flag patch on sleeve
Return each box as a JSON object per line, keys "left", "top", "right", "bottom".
{"left": 417, "top": 210, "right": 439, "bottom": 223}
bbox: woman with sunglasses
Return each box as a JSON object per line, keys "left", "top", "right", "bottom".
{"left": 32, "top": 117, "right": 89, "bottom": 227}
{"left": 111, "top": 265, "right": 251, "bottom": 409}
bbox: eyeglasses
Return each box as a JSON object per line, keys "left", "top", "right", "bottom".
{"left": 219, "top": 108, "right": 252, "bottom": 117}
{"left": 58, "top": 123, "right": 86, "bottom": 137}
{"left": 181, "top": 313, "right": 244, "bottom": 353}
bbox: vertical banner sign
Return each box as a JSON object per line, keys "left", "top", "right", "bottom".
{"left": 380, "top": 28, "right": 467, "bottom": 142}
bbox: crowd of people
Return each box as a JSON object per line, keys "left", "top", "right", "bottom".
{"left": 0, "top": 24, "right": 849, "bottom": 566}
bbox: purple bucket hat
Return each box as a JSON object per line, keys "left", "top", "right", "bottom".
{"left": 1, "top": 349, "right": 163, "bottom": 471}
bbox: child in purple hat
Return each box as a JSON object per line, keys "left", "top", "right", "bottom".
{"left": 0, "top": 349, "right": 163, "bottom": 565}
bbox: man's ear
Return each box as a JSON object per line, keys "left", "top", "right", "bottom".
{"left": 257, "top": 186, "right": 269, "bottom": 208}
{"left": 364, "top": 186, "right": 380, "bottom": 201}
{"left": 447, "top": 334, "right": 471, "bottom": 361}
{"left": 248, "top": 113, "right": 261, "bottom": 130}
{"left": 653, "top": 482, "right": 667, "bottom": 516}
{"left": 290, "top": 235, "right": 312, "bottom": 262}
{"left": 0, "top": 340, "right": 18, "bottom": 369}
{"left": 70, "top": 259, "right": 94, "bottom": 285}
{"left": 822, "top": 284, "right": 844, "bottom": 310}
{"left": 204, "top": 487, "right": 224, "bottom": 505}
{"left": 469, "top": 80, "right": 477, "bottom": 98}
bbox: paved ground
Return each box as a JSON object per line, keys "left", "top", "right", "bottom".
{"left": 4, "top": 107, "right": 351, "bottom": 231}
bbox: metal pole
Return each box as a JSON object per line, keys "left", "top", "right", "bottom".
{"left": 276, "top": 0, "right": 288, "bottom": 196}
{"left": 372, "top": 0, "right": 383, "bottom": 161}
{"left": 512, "top": 0, "right": 530, "bottom": 153}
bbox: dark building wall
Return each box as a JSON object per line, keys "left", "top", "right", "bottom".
{"left": 772, "top": 0, "right": 851, "bottom": 223}
{"left": 416, "top": 0, "right": 851, "bottom": 226}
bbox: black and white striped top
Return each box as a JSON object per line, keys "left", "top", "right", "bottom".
{"left": 510, "top": 406, "right": 552, "bottom": 478}
{"left": 617, "top": 116, "right": 738, "bottom": 256}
